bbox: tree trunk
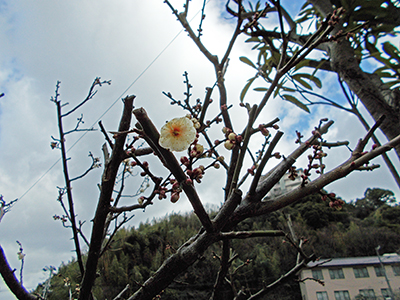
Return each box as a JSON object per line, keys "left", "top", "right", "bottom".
{"left": 309, "top": 0, "right": 400, "bottom": 160}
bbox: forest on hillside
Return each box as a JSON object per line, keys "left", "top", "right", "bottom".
{"left": 34, "top": 188, "right": 400, "bottom": 300}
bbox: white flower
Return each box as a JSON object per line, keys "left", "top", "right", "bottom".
{"left": 159, "top": 117, "right": 196, "bottom": 152}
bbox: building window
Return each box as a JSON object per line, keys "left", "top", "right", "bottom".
{"left": 329, "top": 268, "right": 345, "bottom": 279}
{"left": 313, "top": 269, "right": 324, "bottom": 280}
{"left": 381, "top": 288, "right": 392, "bottom": 299}
{"left": 353, "top": 267, "right": 369, "bottom": 278}
{"left": 317, "top": 291, "right": 329, "bottom": 300}
{"left": 359, "top": 289, "right": 376, "bottom": 300}
{"left": 374, "top": 266, "right": 385, "bottom": 277}
{"left": 334, "top": 290, "right": 351, "bottom": 300}
{"left": 392, "top": 265, "right": 400, "bottom": 276}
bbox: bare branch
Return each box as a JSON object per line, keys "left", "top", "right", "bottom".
{"left": 113, "top": 284, "right": 130, "bottom": 300}
{"left": 79, "top": 95, "right": 135, "bottom": 300}
{"left": 219, "top": 230, "right": 285, "bottom": 240}
{"left": 247, "top": 254, "right": 316, "bottom": 300}
{"left": 249, "top": 130, "right": 284, "bottom": 196}
{"left": 62, "top": 77, "right": 111, "bottom": 118}
{"left": 99, "top": 120, "right": 114, "bottom": 149}
{"left": 70, "top": 152, "right": 101, "bottom": 182}
{"left": 54, "top": 91, "right": 85, "bottom": 276}
{"left": 0, "top": 245, "right": 37, "bottom": 300}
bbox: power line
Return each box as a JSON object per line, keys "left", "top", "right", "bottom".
{"left": 18, "top": 29, "right": 184, "bottom": 201}
{"left": 17, "top": 2, "right": 210, "bottom": 201}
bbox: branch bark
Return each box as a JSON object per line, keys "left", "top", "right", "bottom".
{"left": 0, "top": 245, "right": 38, "bottom": 300}
{"left": 79, "top": 95, "right": 135, "bottom": 300}
{"left": 55, "top": 91, "right": 85, "bottom": 276}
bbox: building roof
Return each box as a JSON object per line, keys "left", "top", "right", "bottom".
{"left": 307, "top": 254, "right": 400, "bottom": 268}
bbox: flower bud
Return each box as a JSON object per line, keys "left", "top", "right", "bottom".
{"left": 261, "top": 128, "right": 269, "bottom": 136}
{"left": 138, "top": 196, "right": 145, "bottom": 205}
{"left": 190, "top": 150, "right": 198, "bottom": 157}
{"left": 224, "top": 140, "right": 234, "bottom": 150}
{"left": 194, "top": 143, "right": 204, "bottom": 154}
{"left": 180, "top": 156, "right": 189, "bottom": 165}
{"left": 172, "top": 182, "right": 180, "bottom": 191}
{"left": 170, "top": 192, "right": 180, "bottom": 203}
{"left": 228, "top": 132, "right": 237, "bottom": 141}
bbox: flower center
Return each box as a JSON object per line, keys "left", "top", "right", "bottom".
{"left": 171, "top": 126, "right": 181, "bottom": 137}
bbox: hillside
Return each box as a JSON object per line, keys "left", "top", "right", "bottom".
{"left": 34, "top": 188, "right": 400, "bottom": 300}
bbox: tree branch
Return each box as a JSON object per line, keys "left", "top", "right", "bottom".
{"left": 0, "top": 245, "right": 38, "bottom": 300}
{"left": 133, "top": 107, "right": 214, "bottom": 233}
{"left": 79, "top": 95, "right": 135, "bottom": 300}
{"left": 219, "top": 230, "right": 285, "bottom": 240}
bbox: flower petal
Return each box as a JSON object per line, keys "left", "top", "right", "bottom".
{"left": 159, "top": 117, "right": 196, "bottom": 152}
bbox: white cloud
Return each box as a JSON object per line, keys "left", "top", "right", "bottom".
{"left": 0, "top": 1, "right": 399, "bottom": 299}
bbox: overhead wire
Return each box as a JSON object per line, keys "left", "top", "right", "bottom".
{"left": 17, "top": 1, "right": 212, "bottom": 201}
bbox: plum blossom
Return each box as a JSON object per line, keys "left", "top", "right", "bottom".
{"left": 159, "top": 117, "right": 196, "bottom": 152}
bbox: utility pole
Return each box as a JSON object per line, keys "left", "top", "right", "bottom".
{"left": 376, "top": 246, "right": 395, "bottom": 300}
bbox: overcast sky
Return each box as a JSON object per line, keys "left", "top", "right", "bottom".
{"left": 0, "top": 1, "right": 399, "bottom": 299}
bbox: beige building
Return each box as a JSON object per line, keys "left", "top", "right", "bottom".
{"left": 266, "top": 169, "right": 304, "bottom": 198}
{"left": 298, "top": 254, "right": 400, "bottom": 300}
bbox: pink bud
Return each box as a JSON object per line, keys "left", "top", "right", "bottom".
{"left": 170, "top": 192, "right": 180, "bottom": 203}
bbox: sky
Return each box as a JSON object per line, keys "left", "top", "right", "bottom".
{"left": 0, "top": 1, "right": 399, "bottom": 299}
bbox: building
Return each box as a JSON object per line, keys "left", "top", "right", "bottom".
{"left": 266, "top": 169, "right": 304, "bottom": 198}
{"left": 298, "top": 254, "right": 400, "bottom": 300}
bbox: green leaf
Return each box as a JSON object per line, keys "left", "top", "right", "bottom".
{"left": 385, "top": 80, "right": 400, "bottom": 89}
{"left": 271, "top": 51, "right": 281, "bottom": 66}
{"left": 366, "top": 41, "right": 397, "bottom": 70}
{"left": 294, "top": 59, "right": 312, "bottom": 71}
{"left": 239, "top": 56, "right": 257, "bottom": 69}
{"left": 273, "top": 80, "right": 285, "bottom": 98}
{"left": 374, "top": 70, "right": 394, "bottom": 78}
{"left": 383, "top": 42, "right": 400, "bottom": 64}
{"left": 365, "top": 40, "right": 379, "bottom": 55}
{"left": 245, "top": 37, "right": 261, "bottom": 43}
{"left": 383, "top": 42, "right": 398, "bottom": 57}
{"left": 253, "top": 87, "right": 269, "bottom": 92}
{"left": 296, "top": 73, "right": 322, "bottom": 88}
{"left": 240, "top": 77, "right": 256, "bottom": 102}
{"left": 292, "top": 74, "right": 312, "bottom": 90}
{"left": 282, "top": 94, "right": 310, "bottom": 113}
{"left": 311, "top": 60, "right": 328, "bottom": 77}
